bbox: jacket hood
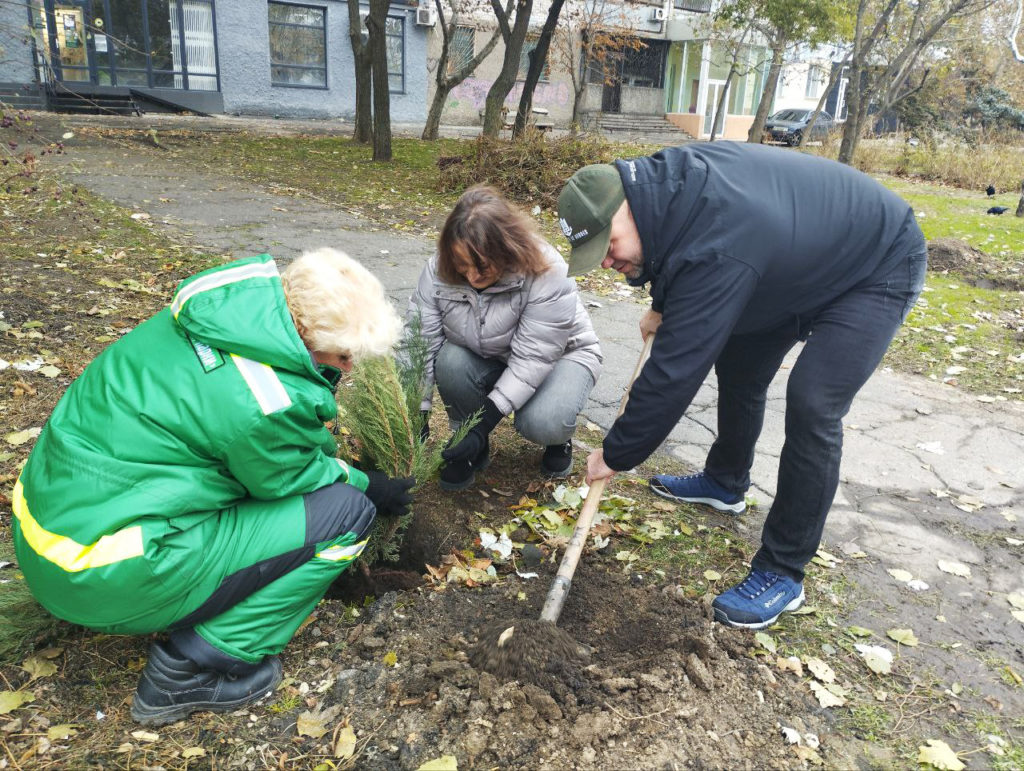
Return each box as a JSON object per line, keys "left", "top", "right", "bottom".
{"left": 169, "top": 255, "right": 317, "bottom": 378}
{"left": 614, "top": 149, "right": 711, "bottom": 288}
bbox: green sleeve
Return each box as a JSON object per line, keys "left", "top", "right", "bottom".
{"left": 221, "top": 403, "right": 368, "bottom": 499}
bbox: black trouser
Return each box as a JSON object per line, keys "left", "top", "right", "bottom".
{"left": 705, "top": 250, "right": 927, "bottom": 581}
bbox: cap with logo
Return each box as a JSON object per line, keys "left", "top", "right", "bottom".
{"left": 557, "top": 164, "right": 625, "bottom": 277}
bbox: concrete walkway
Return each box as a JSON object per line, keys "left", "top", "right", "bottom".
{"left": 45, "top": 114, "right": 1024, "bottom": 718}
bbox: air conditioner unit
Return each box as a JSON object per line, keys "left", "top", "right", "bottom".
{"left": 416, "top": 3, "right": 436, "bottom": 26}
{"left": 651, "top": 6, "right": 667, "bottom": 21}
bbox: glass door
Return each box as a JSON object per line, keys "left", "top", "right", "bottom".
{"left": 44, "top": 3, "right": 91, "bottom": 81}
{"left": 703, "top": 79, "right": 728, "bottom": 136}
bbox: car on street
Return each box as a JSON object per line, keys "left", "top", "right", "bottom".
{"left": 764, "top": 108, "right": 836, "bottom": 146}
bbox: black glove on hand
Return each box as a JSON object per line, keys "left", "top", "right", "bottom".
{"left": 441, "top": 398, "right": 504, "bottom": 465}
{"left": 363, "top": 471, "right": 415, "bottom": 518}
{"left": 418, "top": 410, "right": 431, "bottom": 443}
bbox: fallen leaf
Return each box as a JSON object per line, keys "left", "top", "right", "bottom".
{"left": 754, "top": 631, "right": 776, "bottom": 653}
{"left": 21, "top": 654, "right": 57, "bottom": 680}
{"left": 1006, "top": 593, "right": 1024, "bottom": 610}
{"left": 887, "top": 568, "right": 914, "bottom": 583}
{"left": 297, "top": 711, "right": 329, "bottom": 739}
{"left": 937, "top": 560, "right": 971, "bottom": 578}
{"left": 703, "top": 569, "right": 722, "bottom": 581}
{"left": 38, "top": 365, "right": 61, "bottom": 378}
{"left": 855, "top": 644, "right": 893, "bottom": 674}
{"left": 130, "top": 730, "right": 159, "bottom": 742}
{"left": 1012, "top": 610, "right": 1024, "bottom": 624}
{"left": 846, "top": 626, "right": 874, "bottom": 638}
{"left": 776, "top": 656, "right": 803, "bottom": 676}
{"left": 5, "top": 427, "right": 41, "bottom": 446}
{"left": 0, "top": 691, "right": 32, "bottom": 714}
{"left": 129, "top": 212, "right": 151, "bottom": 220}
{"left": 887, "top": 628, "right": 919, "bottom": 647}
{"left": 805, "top": 657, "right": 835, "bottom": 683}
{"left": 182, "top": 747, "right": 206, "bottom": 758}
{"left": 334, "top": 722, "right": 357, "bottom": 759}
{"left": 918, "top": 739, "right": 965, "bottom": 770}
{"left": 809, "top": 680, "right": 846, "bottom": 708}
{"left": 47, "top": 724, "right": 77, "bottom": 740}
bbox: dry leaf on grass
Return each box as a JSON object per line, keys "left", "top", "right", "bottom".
{"left": 918, "top": 739, "right": 965, "bottom": 770}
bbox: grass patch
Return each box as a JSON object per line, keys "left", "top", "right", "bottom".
{"left": 885, "top": 278, "right": 1023, "bottom": 395}
{"left": 880, "top": 176, "right": 1024, "bottom": 261}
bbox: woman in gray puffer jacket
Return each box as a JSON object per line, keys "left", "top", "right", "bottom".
{"left": 407, "top": 185, "right": 602, "bottom": 490}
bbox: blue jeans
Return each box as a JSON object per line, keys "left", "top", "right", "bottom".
{"left": 705, "top": 250, "right": 927, "bottom": 581}
{"left": 434, "top": 341, "right": 595, "bottom": 447}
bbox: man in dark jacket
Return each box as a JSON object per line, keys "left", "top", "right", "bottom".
{"left": 558, "top": 143, "right": 927, "bottom": 630}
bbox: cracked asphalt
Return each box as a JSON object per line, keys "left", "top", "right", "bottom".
{"left": 42, "top": 113, "right": 1024, "bottom": 727}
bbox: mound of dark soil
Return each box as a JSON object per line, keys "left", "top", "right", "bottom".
{"left": 927, "top": 237, "right": 1023, "bottom": 289}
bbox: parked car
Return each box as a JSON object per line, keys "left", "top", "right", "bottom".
{"left": 764, "top": 109, "right": 836, "bottom": 146}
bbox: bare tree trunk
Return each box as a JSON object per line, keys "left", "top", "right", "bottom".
{"left": 798, "top": 59, "right": 846, "bottom": 148}
{"left": 347, "top": 1, "right": 372, "bottom": 143}
{"left": 747, "top": 41, "right": 786, "bottom": 143}
{"left": 482, "top": 0, "right": 533, "bottom": 137}
{"left": 368, "top": 0, "right": 391, "bottom": 161}
{"left": 1016, "top": 178, "right": 1024, "bottom": 217}
{"left": 709, "top": 70, "right": 734, "bottom": 142}
{"left": 837, "top": 64, "right": 862, "bottom": 164}
{"left": 512, "top": 0, "right": 566, "bottom": 138}
{"left": 422, "top": 0, "right": 509, "bottom": 141}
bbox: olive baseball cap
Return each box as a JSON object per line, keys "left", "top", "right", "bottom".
{"left": 557, "top": 164, "right": 625, "bottom": 277}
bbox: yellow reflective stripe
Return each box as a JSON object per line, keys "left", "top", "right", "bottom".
{"left": 231, "top": 354, "right": 292, "bottom": 414}
{"left": 316, "top": 539, "right": 368, "bottom": 562}
{"left": 12, "top": 479, "right": 144, "bottom": 572}
{"left": 170, "top": 261, "right": 280, "bottom": 319}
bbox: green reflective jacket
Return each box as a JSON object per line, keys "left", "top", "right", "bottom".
{"left": 13, "top": 255, "right": 367, "bottom": 621}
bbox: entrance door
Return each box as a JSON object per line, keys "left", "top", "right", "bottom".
{"left": 50, "top": 4, "right": 90, "bottom": 81}
{"left": 703, "top": 79, "right": 728, "bottom": 136}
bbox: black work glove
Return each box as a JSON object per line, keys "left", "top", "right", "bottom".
{"left": 363, "top": 471, "right": 415, "bottom": 519}
{"left": 418, "top": 410, "right": 431, "bottom": 443}
{"left": 441, "top": 398, "right": 504, "bottom": 465}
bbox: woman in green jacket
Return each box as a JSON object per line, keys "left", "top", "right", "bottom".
{"left": 12, "top": 248, "right": 414, "bottom": 725}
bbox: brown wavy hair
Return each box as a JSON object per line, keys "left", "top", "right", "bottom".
{"left": 436, "top": 185, "right": 550, "bottom": 285}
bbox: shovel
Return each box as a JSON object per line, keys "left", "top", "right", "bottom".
{"left": 538, "top": 331, "right": 655, "bottom": 624}
{"left": 471, "top": 333, "right": 655, "bottom": 674}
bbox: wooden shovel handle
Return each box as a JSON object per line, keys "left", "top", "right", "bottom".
{"left": 539, "top": 333, "right": 655, "bottom": 624}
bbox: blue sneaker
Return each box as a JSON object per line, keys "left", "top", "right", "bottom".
{"left": 649, "top": 473, "right": 746, "bottom": 514}
{"left": 712, "top": 569, "right": 805, "bottom": 629}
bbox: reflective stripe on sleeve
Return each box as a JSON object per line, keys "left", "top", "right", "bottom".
{"left": 231, "top": 354, "right": 292, "bottom": 414}
{"left": 170, "top": 261, "right": 280, "bottom": 319}
{"left": 12, "top": 479, "right": 144, "bottom": 572}
{"left": 316, "top": 539, "right": 368, "bottom": 562}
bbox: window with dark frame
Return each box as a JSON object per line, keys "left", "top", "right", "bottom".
{"left": 386, "top": 15, "right": 405, "bottom": 92}
{"left": 268, "top": 2, "right": 327, "bottom": 88}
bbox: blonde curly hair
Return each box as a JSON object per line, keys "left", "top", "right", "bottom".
{"left": 282, "top": 247, "right": 401, "bottom": 359}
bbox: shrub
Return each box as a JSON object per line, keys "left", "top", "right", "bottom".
{"left": 437, "top": 131, "right": 619, "bottom": 210}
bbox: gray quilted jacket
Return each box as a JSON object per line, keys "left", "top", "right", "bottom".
{"left": 407, "top": 242, "right": 603, "bottom": 415}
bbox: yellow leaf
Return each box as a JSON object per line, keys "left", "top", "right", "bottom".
{"left": 334, "top": 723, "right": 357, "bottom": 759}
{"left": 417, "top": 757, "right": 459, "bottom": 771}
{"left": 886, "top": 568, "right": 913, "bottom": 582}
{"left": 297, "top": 711, "right": 329, "bottom": 739}
{"left": 0, "top": 690, "right": 32, "bottom": 715}
{"left": 937, "top": 560, "right": 971, "bottom": 578}
{"left": 382, "top": 651, "right": 398, "bottom": 667}
{"left": 887, "top": 628, "right": 919, "bottom": 647}
{"left": 703, "top": 569, "right": 722, "bottom": 581}
{"left": 47, "top": 724, "right": 77, "bottom": 740}
{"left": 130, "top": 730, "right": 159, "bottom": 742}
{"left": 182, "top": 747, "right": 206, "bottom": 758}
{"left": 21, "top": 653, "right": 57, "bottom": 680}
{"left": 917, "top": 739, "right": 965, "bottom": 770}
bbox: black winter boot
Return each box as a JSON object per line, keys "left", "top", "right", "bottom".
{"left": 439, "top": 436, "right": 490, "bottom": 491}
{"left": 131, "top": 641, "right": 282, "bottom": 725}
{"left": 541, "top": 441, "right": 573, "bottom": 477}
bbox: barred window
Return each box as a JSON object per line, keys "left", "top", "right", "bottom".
{"left": 448, "top": 25, "right": 475, "bottom": 75}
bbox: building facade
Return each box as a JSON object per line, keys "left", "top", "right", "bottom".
{"left": 0, "top": 0, "right": 430, "bottom": 120}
